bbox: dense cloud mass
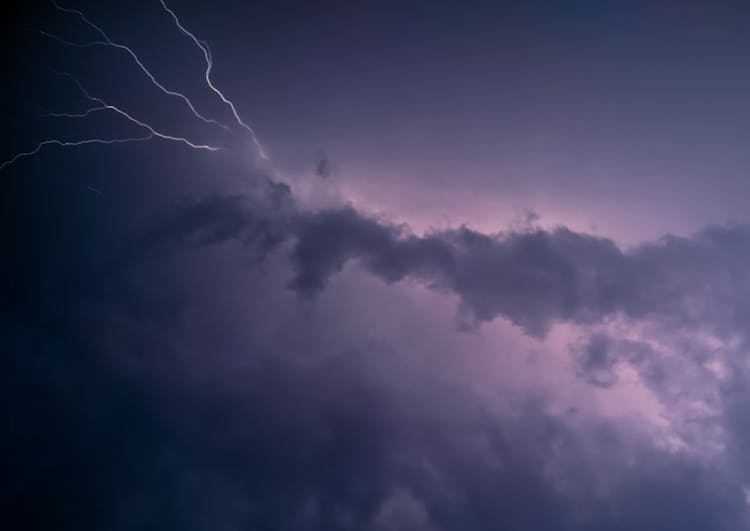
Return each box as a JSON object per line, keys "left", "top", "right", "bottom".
{"left": 4, "top": 171, "right": 750, "bottom": 530}
{"left": 164, "top": 185, "right": 750, "bottom": 340}
{"left": 4, "top": 0, "right": 750, "bottom": 529}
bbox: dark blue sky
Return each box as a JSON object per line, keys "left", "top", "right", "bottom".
{"left": 3, "top": 1, "right": 750, "bottom": 530}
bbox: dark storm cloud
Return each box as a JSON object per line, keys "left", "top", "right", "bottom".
{"left": 5, "top": 174, "right": 750, "bottom": 529}
{"left": 570, "top": 333, "right": 670, "bottom": 390}
{"left": 572, "top": 334, "right": 618, "bottom": 388}
{"left": 159, "top": 188, "right": 750, "bottom": 339}
{"left": 167, "top": 380, "right": 746, "bottom": 531}
{"left": 4, "top": 309, "right": 748, "bottom": 530}
{"left": 290, "top": 211, "right": 610, "bottom": 336}
{"left": 296, "top": 211, "right": 750, "bottom": 337}
{"left": 3, "top": 162, "right": 742, "bottom": 529}
{"left": 146, "top": 178, "right": 293, "bottom": 251}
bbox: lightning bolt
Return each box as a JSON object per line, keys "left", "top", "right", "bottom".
{"left": 1, "top": 1, "right": 270, "bottom": 172}
{"left": 50, "top": 70, "right": 222, "bottom": 152}
{"left": 158, "top": 0, "right": 271, "bottom": 161}
{"left": 48, "top": 0, "right": 229, "bottom": 132}
{"left": 1, "top": 69, "right": 221, "bottom": 172}
{"left": 0, "top": 136, "right": 155, "bottom": 172}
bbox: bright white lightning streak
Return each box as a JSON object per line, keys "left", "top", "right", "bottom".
{"left": 2, "top": 1, "right": 271, "bottom": 171}
{"left": 46, "top": 105, "right": 111, "bottom": 119}
{"left": 52, "top": 71, "right": 222, "bottom": 152}
{"left": 0, "top": 136, "right": 154, "bottom": 172}
{"left": 158, "top": 0, "right": 271, "bottom": 161}
{"left": 0, "top": 71, "right": 221, "bottom": 171}
{"left": 50, "top": 0, "right": 229, "bottom": 132}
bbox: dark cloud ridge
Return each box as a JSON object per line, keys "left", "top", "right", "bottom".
{"left": 165, "top": 183, "right": 750, "bottom": 338}
{"left": 5, "top": 174, "right": 750, "bottom": 530}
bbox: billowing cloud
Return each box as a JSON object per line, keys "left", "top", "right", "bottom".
{"left": 5, "top": 167, "right": 750, "bottom": 529}
{"left": 158, "top": 184, "right": 750, "bottom": 343}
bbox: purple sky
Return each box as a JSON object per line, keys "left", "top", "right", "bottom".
{"left": 3, "top": 1, "right": 750, "bottom": 530}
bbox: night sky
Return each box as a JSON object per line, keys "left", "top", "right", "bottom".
{"left": 3, "top": 1, "right": 750, "bottom": 530}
